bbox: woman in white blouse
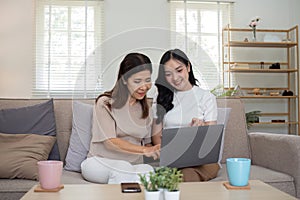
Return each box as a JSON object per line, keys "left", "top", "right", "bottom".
{"left": 152, "top": 49, "right": 219, "bottom": 182}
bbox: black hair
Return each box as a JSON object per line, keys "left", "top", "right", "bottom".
{"left": 155, "top": 49, "right": 198, "bottom": 123}
{"left": 96, "top": 53, "right": 152, "bottom": 119}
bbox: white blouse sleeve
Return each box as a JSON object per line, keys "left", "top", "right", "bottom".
{"left": 202, "top": 91, "right": 218, "bottom": 122}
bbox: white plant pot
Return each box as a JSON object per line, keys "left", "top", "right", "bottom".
{"left": 164, "top": 190, "right": 180, "bottom": 200}
{"left": 144, "top": 190, "right": 161, "bottom": 200}
{"left": 158, "top": 188, "right": 165, "bottom": 200}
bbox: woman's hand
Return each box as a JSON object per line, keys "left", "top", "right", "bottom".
{"left": 105, "top": 138, "right": 161, "bottom": 159}
{"left": 190, "top": 118, "right": 205, "bottom": 126}
{"left": 190, "top": 118, "right": 217, "bottom": 126}
{"left": 143, "top": 144, "right": 161, "bottom": 160}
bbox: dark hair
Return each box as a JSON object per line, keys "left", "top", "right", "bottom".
{"left": 96, "top": 53, "right": 152, "bottom": 119}
{"left": 155, "top": 49, "right": 198, "bottom": 124}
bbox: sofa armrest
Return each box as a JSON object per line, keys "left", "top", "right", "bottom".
{"left": 248, "top": 132, "right": 300, "bottom": 197}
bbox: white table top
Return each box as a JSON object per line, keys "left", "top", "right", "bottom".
{"left": 21, "top": 180, "right": 297, "bottom": 200}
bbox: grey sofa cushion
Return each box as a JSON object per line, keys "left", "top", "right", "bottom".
{"left": 213, "top": 164, "right": 294, "bottom": 182}
{"left": 216, "top": 99, "right": 250, "bottom": 163}
{"left": 0, "top": 99, "right": 59, "bottom": 160}
{"left": 61, "top": 170, "right": 91, "bottom": 184}
{"left": 217, "top": 108, "right": 231, "bottom": 164}
{"left": 65, "top": 101, "right": 93, "bottom": 172}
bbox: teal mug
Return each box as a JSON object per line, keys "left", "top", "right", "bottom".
{"left": 226, "top": 158, "right": 251, "bottom": 186}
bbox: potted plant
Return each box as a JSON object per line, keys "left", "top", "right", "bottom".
{"left": 157, "top": 167, "right": 183, "bottom": 200}
{"left": 155, "top": 167, "right": 171, "bottom": 200}
{"left": 246, "top": 110, "right": 261, "bottom": 129}
{"left": 139, "top": 171, "right": 160, "bottom": 200}
{"left": 155, "top": 167, "right": 170, "bottom": 188}
{"left": 210, "top": 84, "right": 237, "bottom": 97}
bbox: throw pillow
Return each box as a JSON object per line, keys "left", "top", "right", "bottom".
{"left": 0, "top": 99, "right": 60, "bottom": 160}
{"left": 217, "top": 107, "right": 232, "bottom": 164}
{"left": 64, "top": 101, "right": 93, "bottom": 172}
{"left": 0, "top": 133, "right": 56, "bottom": 180}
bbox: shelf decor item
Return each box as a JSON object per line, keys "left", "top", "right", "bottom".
{"left": 210, "top": 84, "right": 238, "bottom": 97}
{"left": 249, "top": 17, "right": 260, "bottom": 41}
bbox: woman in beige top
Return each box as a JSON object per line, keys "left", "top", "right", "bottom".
{"left": 81, "top": 53, "right": 160, "bottom": 184}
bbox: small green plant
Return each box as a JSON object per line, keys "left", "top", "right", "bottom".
{"left": 164, "top": 168, "right": 183, "bottom": 191}
{"left": 155, "top": 167, "right": 183, "bottom": 191}
{"left": 155, "top": 167, "right": 172, "bottom": 188}
{"left": 139, "top": 171, "right": 159, "bottom": 191}
{"left": 210, "top": 84, "right": 236, "bottom": 97}
{"left": 246, "top": 110, "right": 261, "bottom": 129}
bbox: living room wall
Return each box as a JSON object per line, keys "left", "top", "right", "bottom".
{"left": 0, "top": 0, "right": 299, "bottom": 98}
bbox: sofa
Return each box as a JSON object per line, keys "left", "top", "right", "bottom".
{"left": 0, "top": 98, "right": 300, "bottom": 200}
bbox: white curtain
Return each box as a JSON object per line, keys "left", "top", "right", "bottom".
{"left": 170, "top": 0, "right": 233, "bottom": 90}
{"left": 34, "top": 0, "right": 103, "bottom": 98}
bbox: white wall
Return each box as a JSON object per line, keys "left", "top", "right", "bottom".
{"left": 233, "top": 0, "right": 295, "bottom": 29}
{"left": 102, "top": 0, "right": 170, "bottom": 96}
{"left": 0, "top": 0, "right": 33, "bottom": 98}
{"left": 0, "top": 0, "right": 300, "bottom": 98}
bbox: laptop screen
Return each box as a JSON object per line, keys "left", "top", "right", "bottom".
{"left": 159, "top": 124, "right": 224, "bottom": 168}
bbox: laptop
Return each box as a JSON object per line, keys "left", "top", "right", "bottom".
{"left": 159, "top": 124, "right": 224, "bottom": 168}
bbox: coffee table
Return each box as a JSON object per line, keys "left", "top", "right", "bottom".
{"left": 21, "top": 180, "right": 297, "bottom": 200}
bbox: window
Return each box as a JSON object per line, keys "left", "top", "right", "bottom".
{"left": 170, "top": 0, "right": 233, "bottom": 90}
{"left": 34, "top": 0, "right": 103, "bottom": 98}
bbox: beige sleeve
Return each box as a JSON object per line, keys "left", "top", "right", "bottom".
{"left": 143, "top": 122, "right": 152, "bottom": 145}
{"left": 91, "top": 98, "right": 116, "bottom": 142}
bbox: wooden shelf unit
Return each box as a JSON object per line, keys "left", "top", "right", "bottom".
{"left": 222, "top": 25, "right": 299, "bottom": 135}
{"left": 224, "top": 41, "right": 297, "bottom": 48}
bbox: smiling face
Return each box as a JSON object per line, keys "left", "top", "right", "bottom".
{"left": 125, "top": 69, "right": 152, "bottom": 102}
{"left": 164, "top": 58, "right": 193, "bottom": 91}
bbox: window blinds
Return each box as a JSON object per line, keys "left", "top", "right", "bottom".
{"left": 170, "top": 0, "right": 233, "bottom": 90}
{"left": 34, "top": 0, "right": 103, "bottom": 98}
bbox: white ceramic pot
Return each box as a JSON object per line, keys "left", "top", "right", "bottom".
{"left": 164, "top": 190, "right": 180, "bottom": 200}
{"left": 144, "top": 190, "right": 161, "bottom": 200}
{"left": 158, "top": 188, "right": 165, "bottom": 200}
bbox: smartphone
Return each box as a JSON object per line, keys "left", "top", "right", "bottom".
{"left": 121, "top": 182, "right": 141, "bottom": 193}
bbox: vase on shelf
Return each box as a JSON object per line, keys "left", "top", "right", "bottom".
{"left": 252, "top": 27, "right": 256, "bottom": 41}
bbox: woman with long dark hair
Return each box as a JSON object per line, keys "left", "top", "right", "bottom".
{"left": 152, "top": 49, "right": 219, "bottom": 182}
{"left": 81, "top": 53, "right": 160, "bottom": 184}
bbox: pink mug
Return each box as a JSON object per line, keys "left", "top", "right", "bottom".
{"left": 37, "top": 160, "right": 63, "bottom": 189}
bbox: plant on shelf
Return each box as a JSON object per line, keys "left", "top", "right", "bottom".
{"left": 210, "top": 84, "right": 237, "bottom": 97}
{"left": 246, "top": 110, "right": 261, "bottom": 129}
{"left": 249, "top": 16, "right": 261, "bottom": 41}
{"left": 211, "top": 85, "right": 261, "bottom": 130}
